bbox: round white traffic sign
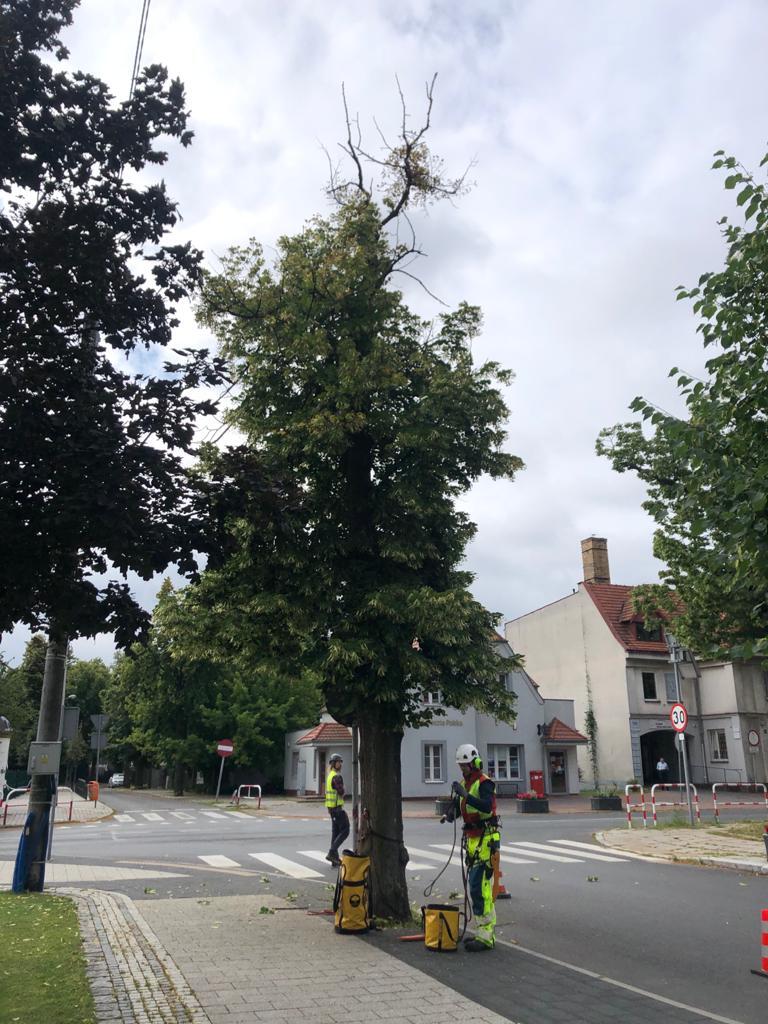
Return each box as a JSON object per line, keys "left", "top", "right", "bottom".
{"left": 748, "top": 729, "right": 760, "bottom": 747}
{"left": 216, "top": 739, "right": 234, "bottom": 758}
{"left": 670, "top": 703, "right": 688, "bottom": 733}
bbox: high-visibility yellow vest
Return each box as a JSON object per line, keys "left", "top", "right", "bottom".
{"left": 325, "top": 768, "right": 344, "bottom": 809}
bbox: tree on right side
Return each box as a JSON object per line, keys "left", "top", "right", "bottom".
{"left": 598, "top": 147, "right": 768, "bottom": 659}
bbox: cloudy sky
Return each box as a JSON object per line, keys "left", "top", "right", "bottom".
{"left": 6, "top": 0, "right": 768, "bottom": 664}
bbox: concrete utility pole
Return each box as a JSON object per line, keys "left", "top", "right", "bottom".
{"left": 20, "top": 631, "right": 68, "bottom": 891}
{"left": 667, "top": 633, "right": 696, "bottom": 827}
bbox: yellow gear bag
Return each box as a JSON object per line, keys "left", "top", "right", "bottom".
{"left": 422, "top": 903, "right": 462, "bottom": 952}
{"left": 334, "top": 851, "right": 373, "bottom": 933}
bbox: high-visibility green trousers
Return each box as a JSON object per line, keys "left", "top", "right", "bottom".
{"left": 466, "top": 831, "right": 499, "bottom": 948}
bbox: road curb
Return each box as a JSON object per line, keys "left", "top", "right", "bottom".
{"left": 594, "top": 830, "right": 768, "bottom": 873}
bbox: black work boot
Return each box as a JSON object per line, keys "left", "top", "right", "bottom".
{"left": 464, "top": 938, "right": 493, "bottom": 952}
{"left": 325, "top": 851, "right": 341, "bottom": 867}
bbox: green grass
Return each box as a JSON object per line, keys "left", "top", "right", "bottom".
{"left": 715, "top": 819, "right": 766, "bottom": 842}
{"left": 0, "top": 892, "right": 96, "bottom": 1024}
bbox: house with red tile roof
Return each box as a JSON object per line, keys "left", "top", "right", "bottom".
{"left": 505, "top": 538, "right": 768, "bottom": 788}
{"left": 284, "top": 636, "right": 589, "bottom": 798}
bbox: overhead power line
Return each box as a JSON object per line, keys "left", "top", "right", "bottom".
{"left": 129, "top": 0, "right": 152, "bottom": 100}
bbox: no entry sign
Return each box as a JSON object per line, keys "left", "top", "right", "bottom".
{"left": 670, "top": 703, "right": 688, "bottom": 733}
{"left": 217, "top": 739, "right": 234, "bottom": 758}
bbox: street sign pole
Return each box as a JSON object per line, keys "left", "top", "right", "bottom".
{"left": 668, "top": 637, "right": 695, "bottom": 826}
{"left": 214, "top": 740, "right": 234, "bottom": 801}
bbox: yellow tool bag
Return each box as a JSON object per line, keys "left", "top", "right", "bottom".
{"left": 334, "top": 852, "right": 373, "bottom": 933}
{"left": 422, "top": 903, "right": 462, "bottom": 952}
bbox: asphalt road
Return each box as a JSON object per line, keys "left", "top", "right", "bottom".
{"left": 1, "top": 790, "right": 765, "bottom": 1023}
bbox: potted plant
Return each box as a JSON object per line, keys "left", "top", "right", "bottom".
{"left": 516, "top": 791, "right": 549, "bottom": 813}
{"left": 590, "top": 785, "right": 623, "bottom": 811}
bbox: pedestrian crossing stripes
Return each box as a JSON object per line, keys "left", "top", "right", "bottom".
{"left": 186, "top": 842, "right": 635, "bottom": 880}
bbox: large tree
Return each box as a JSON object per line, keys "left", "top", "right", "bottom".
{"left": 0, "top": 0, "right": 219, "bottom": 889}
{"left": 197, "top": 84, "right": 522, "bottom": 918}
{"left": 598, "top": 146, "right": 768, "bottom": 659}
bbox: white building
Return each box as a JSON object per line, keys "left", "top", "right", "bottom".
{"left": 505, "top": 537, "right": 768, "bottom": 787}
{"left": 284, "top": 637, "right": 588, "bottom": 798}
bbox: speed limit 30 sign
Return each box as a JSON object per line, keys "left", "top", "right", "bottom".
{"left": 670, "top": 703, "right": 688, "bottom": 732}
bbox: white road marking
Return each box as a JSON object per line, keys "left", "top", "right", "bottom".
{"left": 546, "top": 840, "right": 629, "bottom": 862}
{"left": 170, "top": 811, "right": 195, "bottom": 820}
{"left": 495, "top": 938, "right": 746, "bottom": 1024}
{"left": 570, "top": 839, "right": 663, "bottom": 862}
{"left": 201, "top": 811, "right": 229, "bottom": 819}
{"left": 505, "top": 842, "right": 584, "bottom": 863}
{"left": 114, "top": 814, "right": 135, "bottom": 822}
{"left": 198, "top": 855, "right": 241, "bottom": 868}
{"left": 248, "top": 853, "right": 324, "bottom": 879}
{"left": 430, "top": 843, "right": 537, "bottom": 866}
{"left": 141, "top": 813, "right": 164, "bottom": 822}
{"left": 229, "top": 812, "right": 252, "bottom": 819}
{"left": 298, "top": 848, "right": 433, "bottom": 871}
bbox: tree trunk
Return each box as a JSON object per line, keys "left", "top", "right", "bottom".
{"left": 358, "top": 714, "right": 410, "bottom": 921}
{"left": 19, "top": 627, "right": 68, "bottom": 892}
{"left": 173, "top": 758, "right": 185, "bottom": 796}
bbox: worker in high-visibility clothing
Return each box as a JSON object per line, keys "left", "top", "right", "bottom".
{"left": 451, "top": 743, "right": 501, "bottom": 951}
{"left": 325, "top": 753, "right": 349, "bottom": 867}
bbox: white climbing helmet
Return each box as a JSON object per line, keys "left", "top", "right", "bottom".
{"left": 329, "top": 753, "right": 344, "bottom": 764}
{"left": 456, "top": 743, "right": 480, "bottom": 765}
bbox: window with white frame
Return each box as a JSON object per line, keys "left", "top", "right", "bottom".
{"left": 422, "top": 690, "right": 443, "bottom": 706}
{"left": 664, "top": 672, "right": 677, "bottom": 702}
{"left": 486, "top": 744, "right": 521, "bottom": 781}
{"left": 708, "top": 728, "right": 729, "bottom": 762}
{"left": 423, "top": 743, "right": 444, "bottom": 783}
{"left": 290, "top": 751, "right": 299, "bottom": 779}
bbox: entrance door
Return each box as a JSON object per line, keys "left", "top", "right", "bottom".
{"left": 548, "top": 750, "right": 567, "bottom": 793}
{"left": 318, "top": 751, "right": 326, "bottom": 796}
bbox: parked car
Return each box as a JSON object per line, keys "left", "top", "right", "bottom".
{"left": 108, "top": 773, "right": 124, "bottom": 788}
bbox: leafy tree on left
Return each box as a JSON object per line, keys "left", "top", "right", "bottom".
{"left": 0, "top": 1, "right": 221, "bottom": 888}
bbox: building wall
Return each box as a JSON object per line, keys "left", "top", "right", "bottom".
{"left": 506, "top": 587, "right": 631, "bottom": 786}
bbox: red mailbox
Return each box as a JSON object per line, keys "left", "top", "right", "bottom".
{"left": 529, "top": 770, "right": 545, "bottom": 798}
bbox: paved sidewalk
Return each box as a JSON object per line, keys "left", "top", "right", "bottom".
{"left": 598, "top": 825, "right": 768, "bottom": 873}
{"left": 1, "top": 787, "right": 112, "bottom": 828}
{"left": 71, "top": 892, "right": 511, "bottom": 1024}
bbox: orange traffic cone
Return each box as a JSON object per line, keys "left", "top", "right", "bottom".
{"left": 493, "top": 851, "right": 511, "bottom": 900}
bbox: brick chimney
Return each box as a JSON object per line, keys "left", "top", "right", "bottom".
{"left": 581, "top": 537, "right": 610, "bottom": 584}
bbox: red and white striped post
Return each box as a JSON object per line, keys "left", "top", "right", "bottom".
{"left": 750, "top": 909, "right": 768, "bottom": 979}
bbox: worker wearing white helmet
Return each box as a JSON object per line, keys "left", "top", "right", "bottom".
{"left": 324, "top": 753, "right": 349, "bottom": 867}
{"left": 451, "top": 742, "right": 501, "bottom": 951}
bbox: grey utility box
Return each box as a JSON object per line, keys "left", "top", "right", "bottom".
{"left": 27, "top": 741, "right": 62, "bottom": 775}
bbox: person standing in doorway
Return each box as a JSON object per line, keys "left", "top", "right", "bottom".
{"left": 325, "top": 753, "right": 349, "bottom": 867}
{"left": 656, "top": 756, "right": 669, "bottom": 784}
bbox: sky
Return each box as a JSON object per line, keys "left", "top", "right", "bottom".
{"left": 5, "top": 0, "right": 768, "bottom": 665}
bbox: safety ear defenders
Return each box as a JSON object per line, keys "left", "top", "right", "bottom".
{"left": 472, "top": 756, "right": 483, "bottom": 770}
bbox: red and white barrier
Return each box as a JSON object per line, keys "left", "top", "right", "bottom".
{"left": 712, "top": 782, "right": 768, "bottom": 823}
{"left": 650, "top": 783, "right": 701, "bottom": 826}
{"left": 625, "top": 784, "right": 647, "bottom": 829}
{"left": 231, "top": 784, "right": 262, "bottom": 808}
{"left": 751, "top": 909, "right": 768, "bottom": 979}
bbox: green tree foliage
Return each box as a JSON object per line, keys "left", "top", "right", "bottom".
{"left": 104, "top": 581, "right": 319, "bottom": 793}
{"left": 196, "top": 83, "right": 522, "bottom": 917}
{"left": 598, "top": 146, "right": 768, "bottom": 659}
{"left": 0, "top": 0, "right": 221, "bottom": 646}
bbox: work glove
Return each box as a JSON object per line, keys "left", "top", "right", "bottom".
{"left": 452, "top": 780, "right": 467, "bottom": 798}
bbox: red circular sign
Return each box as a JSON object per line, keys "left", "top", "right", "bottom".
{"left": 670, "top": 704, "right": 688, "bottom": 733}
{"left": 216, "top": 739, "right": 234, "bottom": 757}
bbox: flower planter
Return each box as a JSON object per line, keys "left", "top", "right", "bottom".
{"left": 435, "top": 797, "right": 455, "bottom": 817}
{"left": 590, "top": 796, "right": 623, "bottom": 811}
{"left": 516, "top": 798, "right": 549, "bottom": 814}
